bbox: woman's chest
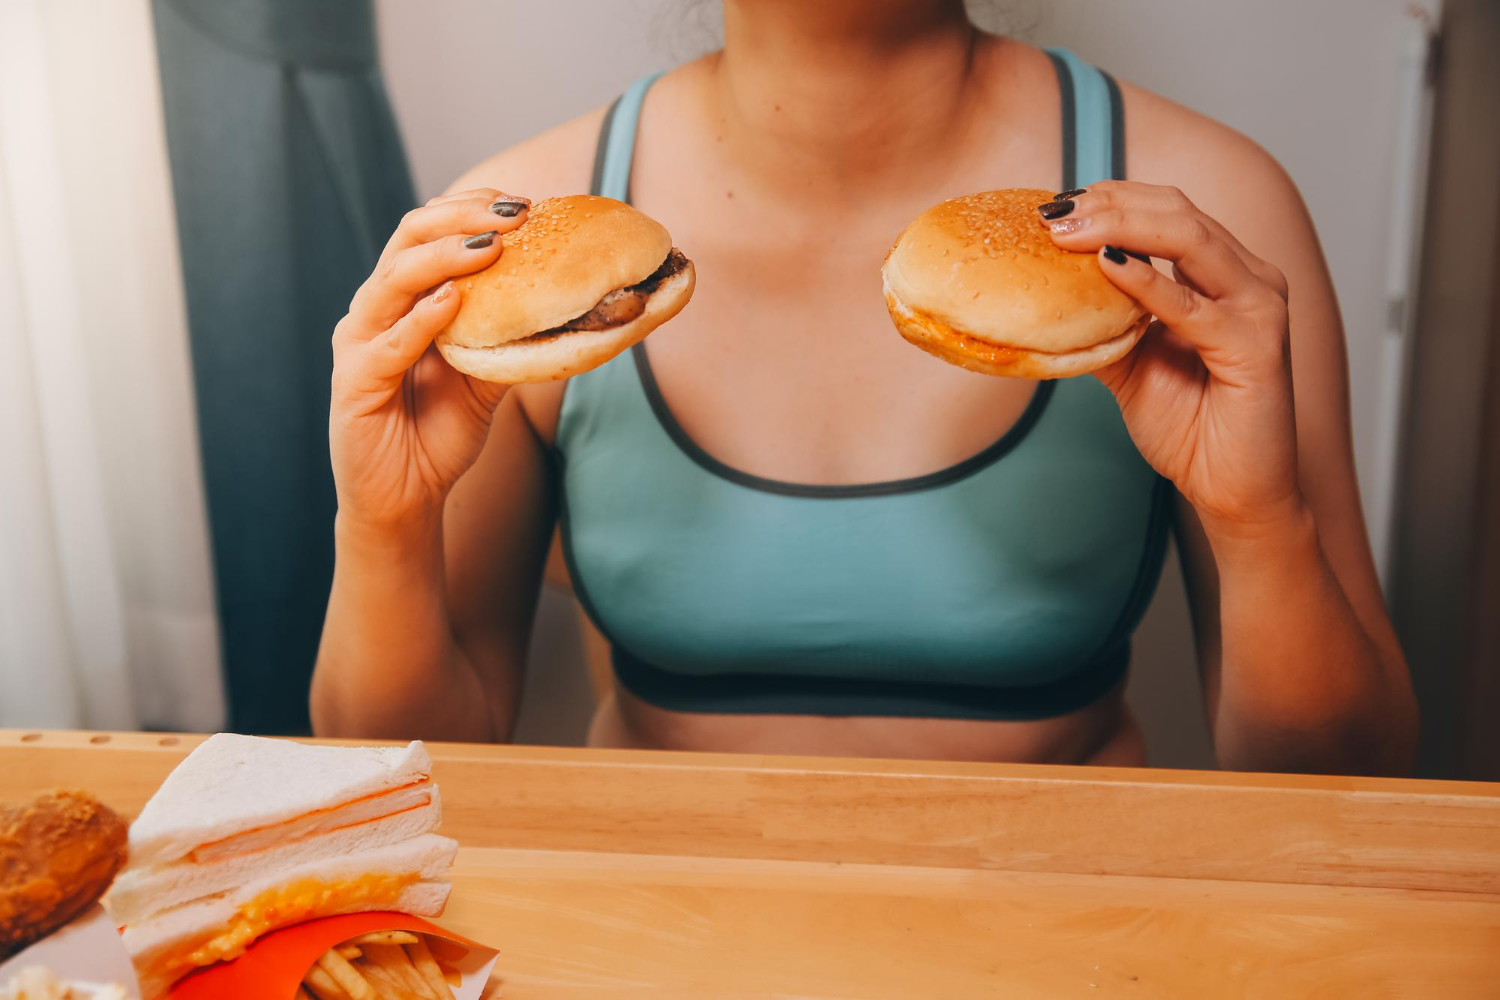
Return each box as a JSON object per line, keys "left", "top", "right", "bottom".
{"left": 635, "top": 232, "right": 1047, "bottom": 484}
{"left": 558, "top": 370, "right": 1170, "bottom": 698}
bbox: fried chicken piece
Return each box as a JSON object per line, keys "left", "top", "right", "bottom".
{"left": 0, "top": 790, "right": 128, "bottom": 960}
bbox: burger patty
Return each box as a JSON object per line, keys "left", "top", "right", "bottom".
{"left": 555, "top": 249, "right": 689, "bottom": 332}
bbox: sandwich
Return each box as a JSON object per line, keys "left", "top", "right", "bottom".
{"left": 882, "top": 188, "right": 1149, "bottom": 379}
{"left": 101, "top": 735, "right": 456, "bottom": 998}
{"left": 436, "top": 193, "right": 695, "bottom": 383}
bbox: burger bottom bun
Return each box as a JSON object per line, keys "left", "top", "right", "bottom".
{"left": 438, "top": 260, "right": 695, "bottom": 384}
{"left": 885, "top": 287, "right": 1150, "bottom": 380}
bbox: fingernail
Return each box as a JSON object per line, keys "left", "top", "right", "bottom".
{"left": 1123, "top": 249, "right": 1151, "bottom": 264}
{"left": 432, "top": 281, "right": 454, "bottom": 303}
{"left": 1055, "top": 188, "right": 1088, "bottom": 200}
{"left": 490, "top": 200, "right": 527, "bottom": 217}
{"left": 1050, "top": 217, "right": 1090, "bottom": 235}
{"left": 1038, "top": 199, "right": 1075, "bottom": 220}
{"left": 1102, "top": 245, "right": 1129, "bottom": 265}
{"left": 464, "top": 231, "right": 497, "bottom": 249}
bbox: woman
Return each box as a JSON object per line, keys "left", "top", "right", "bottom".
{"left": 311, "top": 0, "right": 1417, "bottom": 774}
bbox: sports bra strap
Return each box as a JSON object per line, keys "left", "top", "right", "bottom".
{"left": 592, "top": 71, "right": 661, "bottom": 201}
{"left": 1045, "top": 48, "right": 1125, "bottom": 188}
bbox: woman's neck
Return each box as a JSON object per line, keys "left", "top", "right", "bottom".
{"left": 708, "top": 0, "right": 987, "bottom": 201}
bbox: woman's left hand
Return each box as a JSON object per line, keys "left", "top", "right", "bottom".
{"left": 1041, "top": 180, "right": 1304, "bottom": 540}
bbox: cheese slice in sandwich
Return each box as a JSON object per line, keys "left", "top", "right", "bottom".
{"left": 103, "top": 734, "right": 457, "bottom": 998}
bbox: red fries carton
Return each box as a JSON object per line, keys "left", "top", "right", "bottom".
{"left": 168, "top": 913, "right": 498, "bottom": 1000}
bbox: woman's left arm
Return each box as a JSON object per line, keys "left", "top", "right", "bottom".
{"left": 1043, "top": 172, "right": 1417, "bottom": 776}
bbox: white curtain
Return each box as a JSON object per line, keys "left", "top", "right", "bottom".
{"left": 0, "top": 0, "right": 225, "bottom": 731}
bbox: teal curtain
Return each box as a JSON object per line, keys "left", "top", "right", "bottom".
{"left": 152, "top": 0, "right": 415, "bottom": 733}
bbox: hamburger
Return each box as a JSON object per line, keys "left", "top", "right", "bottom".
{"left": 882, "top": 188, "right": 1148, "bottom": 379}
{"left": 436, "top": 194, "right": 695, "bottom": 383}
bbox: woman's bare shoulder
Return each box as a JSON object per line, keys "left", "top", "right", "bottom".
{"left": 444, "top": 105, "right": 609, "bottom": 201}
{"left": 1119, "top": 81, "right": 1307, "bottom": 250}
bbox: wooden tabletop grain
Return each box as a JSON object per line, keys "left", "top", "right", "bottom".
{"left": 4, "top": 729, "right": 1498, "bottom": 998}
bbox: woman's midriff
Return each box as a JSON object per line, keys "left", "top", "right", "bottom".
{"left": 587, "top": 681, "right": 1145, "bottom": 766}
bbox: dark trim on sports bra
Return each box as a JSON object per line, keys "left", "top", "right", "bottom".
{"left": 1103, "top": 70, "right": 1126, "bottom": 181}
{"left": 609, "top": 637, "right": 1131, "bottom": 721}
{"left": 1048, "top": 50, "right": 1078, "bottom": 192}
{"left": 632, "top": 345, "right": 1056, "bottom": 499}
{"left": 589, "top": 96, "right": 622, "bottom": 202}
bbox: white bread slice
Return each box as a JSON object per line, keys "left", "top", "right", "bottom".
{"left": 127, "top": 734, "right": 432, "bottom": 867}
{"left": 123, "top": 834, "right": 457, "bottom": 998}
{"left": 104, "top": 790, "right": 442, "bottom": 925}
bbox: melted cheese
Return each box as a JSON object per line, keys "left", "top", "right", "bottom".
{"left": 164, "top": 873, "right": 416, "bottom": 978}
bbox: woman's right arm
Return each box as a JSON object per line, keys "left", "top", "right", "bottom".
{"left": 310, "top": 187, "right": 550, "bottom": 742}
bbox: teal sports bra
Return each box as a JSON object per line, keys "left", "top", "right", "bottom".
{"left": 555, "top": 50, "right": 1171, "bottom": 721}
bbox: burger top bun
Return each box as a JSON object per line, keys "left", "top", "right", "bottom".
{"left": 882, "top": 189, "right": 1146, "bottom": 356}
{"left": 439, "top": 194, "right": 673, "bottom": 349}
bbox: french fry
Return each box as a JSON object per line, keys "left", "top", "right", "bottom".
{"left": 337, "top": 944, "right": 363, "bottom": 960}
{"left": 406, "top": 936, "right": 455, "bottom": 1000}
{"left": 352, "top": 962, "right": 413, "bottom": 1000}
{"left": 365, "top": 943, "right": 436, "bottom": 998}
{"left": 303, "top": 962, "right": 356, "bottom": 1000}
{"left": 318, "top": 949, "right": 378, "bottom": 1000}
{"left": 295, "top": 989, "right": 315, "bottom": 1000}
{"left": 347, "top": 930, "right": 421, "bottom": 947}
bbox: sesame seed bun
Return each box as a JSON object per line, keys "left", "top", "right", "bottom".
{"left": 436, "top": 195, "right": 694, "bottom": 383}
{"left": 882, "top": 189, "right": 1147, "bottom": 379}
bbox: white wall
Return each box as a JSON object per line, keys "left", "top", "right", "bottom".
{"left": 375, "top": 0, "right": 1430, "bottom": 767}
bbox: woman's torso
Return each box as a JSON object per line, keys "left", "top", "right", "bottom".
{"left": 514, "top": 39, "right": 1166, "bottom": 764}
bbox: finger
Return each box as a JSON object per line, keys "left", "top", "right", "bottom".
{"left": 378, "top": 195, "right": 529, "bottom": 265}
{"left": 423, "top": 187, "right": 512, "bottom": 208}
{"left": 1095, "top": 245, "right": 1230, "bottom": 351}
{"left": 351, "top": 230, "right": 502, "bottom": 330}
{"left": 350, "top": 280, "right": 463, "bottom": 393}
{"left": 1047, "top": 202, "right": 1257, "bottom": 301}
{"left": 426, "top": 188, "right": 530, "bottom": 213}
{"left": 1053, "top": 181, "right": 1232, "bottom": 235}
{"left": 1043, "top": 181, "right": 1280, "bottom": 298}
{"left": 1092, "top": 183, "right": 1285, "bottom": 299}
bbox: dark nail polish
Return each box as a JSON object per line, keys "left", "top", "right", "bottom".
{"left": 1102, "top": 245, "right": 1128, "bottom": 265}
{"left": 1123, "top": 249, "right": 1151, "bottom": 264}
{"left": 1055, "top": 188, "right": 1088, "bottom": 200}
{"left": 490, "top": 200, "right": 527, "bottom": 217}
{"left": 1039, "top": 199, "right": 1075, "bottom": 220}
{"left": 464, "top": 231, "right": 497, "bottom": 249}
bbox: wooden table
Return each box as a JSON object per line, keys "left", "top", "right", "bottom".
{"left": 4, "top": 730, "right": 1499, "bottom": 998}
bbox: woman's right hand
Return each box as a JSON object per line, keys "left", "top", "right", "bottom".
{"left": 329, "top": 188, "right": 529, "bottom": 531}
